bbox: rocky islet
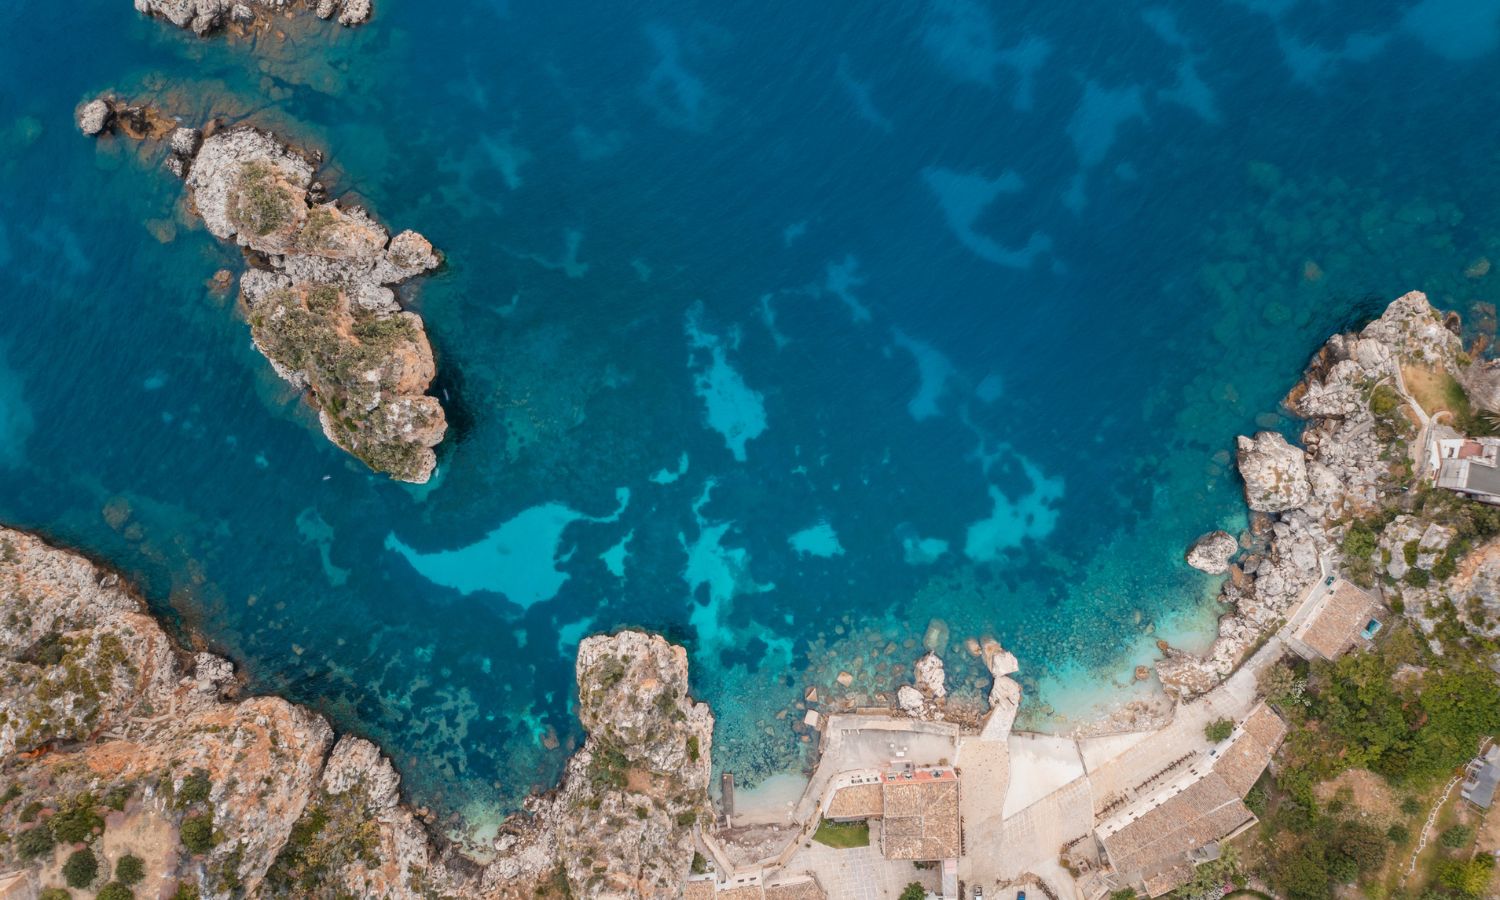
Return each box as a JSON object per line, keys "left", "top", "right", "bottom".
{"left": 80, "top": 108, "right": 449, "bottom": 483}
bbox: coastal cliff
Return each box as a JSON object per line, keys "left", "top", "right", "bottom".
{"left": 0, "top": 526, "right": 712, "bottom": 899}
{"left": 133, "top": 0, "right": 372, "bottom": 37}
{"left": 1160, "top": 291, "right": 1491, "bottom": 693}
{"left": 79, "top": 111, "right": 448, "bottom": 483}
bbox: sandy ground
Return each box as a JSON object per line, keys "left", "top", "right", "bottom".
{"left": 733, "top": 773, "right": 810, "bottom": 826}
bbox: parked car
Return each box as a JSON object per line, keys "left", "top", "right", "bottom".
{"left": 1016, "top": 893, "right": 1026, "bottom": 900}
{"left": 972, "top": 889, "right": 982, "bottom": 900}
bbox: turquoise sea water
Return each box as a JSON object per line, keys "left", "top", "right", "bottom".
{"left": 8, "top": 0, "right": 1500, "bottom": 830}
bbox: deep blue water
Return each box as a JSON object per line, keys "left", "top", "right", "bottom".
{"left": 7, "top": 0, "right": 1500, "bottom": 830}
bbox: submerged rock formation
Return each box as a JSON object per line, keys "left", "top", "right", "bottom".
{"left": 0, "top": 525, "right": 712, "bottom": 898}
{"left": 82, "top": 117, "right": 447, "bottom": 482}
{"left": 1158, "top": 291, "right": 1474, "bottom": 694}
{"left": 134, "top": 0, "right": 372, "bottom": 37}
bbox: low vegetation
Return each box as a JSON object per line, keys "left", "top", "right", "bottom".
{"left": 1247, "top": 618, "right": 1500, "bottom": 899}
{"left": 811, "top": 819, "right": 870, "bottom": 849}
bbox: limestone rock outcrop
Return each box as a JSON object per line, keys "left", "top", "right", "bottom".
{"left": 83, "top": 120, "right": 448, "bottom": 482}
{"left": 1159, "top": 291, "right": 1466, "bottom": 695}
{"left": 490, "top": 631, "right": 715, "bottom": 897}
{"left": 980, "top": 639, "right": 1021, "bottom": 741}
{"left": 1185, "top": 530, "right": 1239, "bottom": 575}
{"left": 1236, "top": 431, "right": 1312, "bottom": 512}
{"left": 0, "top": 525, "right": 714, "bottom": 899}
{"left": 134, "top": 0, "right": 373, "bottom": 37}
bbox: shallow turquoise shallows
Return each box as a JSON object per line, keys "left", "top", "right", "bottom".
{"left": 7, "top": 0, "right": 1500, "bottom": 831}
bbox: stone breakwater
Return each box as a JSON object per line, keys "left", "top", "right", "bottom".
{"left": 0, "top": 525, "right": 713, "bottom": 898}
{"left": 134, "top": 0, "right": 372, "bottom": 37}
{"left": 80, "top": 110, "right": 448, "bottom": 483}
{"left": 1159, "top": 291, "right": 1467, "bottom": 694}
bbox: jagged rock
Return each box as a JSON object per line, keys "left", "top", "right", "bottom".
{"left": 980, "top": 638, "right": 1019, "bottom": 677}
{"left": 914, "top": 651, "right": 946, "bottom": 700}
{"left": 0, "top": 524, "right": 715, "bottom": 899}
{"left": 173, "top": 125, "right": 446, "bottom": 481}
{"left": 76, "top": 98, "right": 112, "bottom": 135}
{"left": 1236, "top": 431, "right": 1312, "bottom": 512}
{"left": 135, "top": 0, "right": 374, "bottom": 35}
{"left": 1186, "top": 530, "right": 1239, "bottom": 574}
{"left": 1160, "top": 292, "right": 1461, "bottom": 697}
{"left": 192, "top": 651, "right": 236, "bottom": 696}
{"left": 897, "top": 684, "right": 926, "bottom": 715}
{"left": 169, "top": 125, "right": 201, "bottom": 157}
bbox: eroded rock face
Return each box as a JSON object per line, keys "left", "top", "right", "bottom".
{"left": 1236, "top": 431, "right": 1312, "bottom": 512}
{"left": 1160, "top": 292, "right": 1460, "bottom": 696}
{"left": 1185, "top": 530, "right": 1239, "bottom": 575}
{"left": 0, "top": 526, "right": 715, "bottom": 899}
{"left": 83, "top": 121, "right": 448, "bottom": 482}
{"left": 489, "top": 631, "right": 714, "bottom": 898}
{"left": 134, "top": 0, "right": 373, "bottom": 37}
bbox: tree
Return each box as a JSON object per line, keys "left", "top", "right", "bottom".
{"left": 180, "top": 815, "right": 216, "bottom": 854}
{"left": 1439, "top": 824, "right": 1474, "bottom": 849}
{"left": 38, "top": 890, "right": 70, "bottom": 900}
{"left": 62, "top": 847, "right": 98, "bottom": 889}
{"left": 1205, "top": 718, "right": 1235, "bottom": 742}
{"left": 15, "top": 826, "right": 55, "bottom": 861}
{"left": 1387, "top": 824, "right": 1411, "bottom": 844}
{"left": 97, "top": 884, "right": 135, "bottom": 900}
{"left": 1108, "top": 891, "right": 1139, "bottom": 900}
{"left": 115, "top": 852, "right": 146, "bottom": 886}
{"left": 898, "top": 884, "right": 926, "bottom": 900}
{"left": 1331, "top": 821, "right": 1387, "bottom": 876}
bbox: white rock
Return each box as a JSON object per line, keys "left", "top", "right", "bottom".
{"left": 1186, "top": 530, "right": 1238, "bottom": 574}
{"left": 76, "top": 99, "right": 111, "bottom": 136}
{"left": 1236, "top": 431, "right": 1312, "bottom": 513}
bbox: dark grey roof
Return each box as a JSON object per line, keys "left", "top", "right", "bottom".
{"left": 1463, "top": 462, "right": 1500, "bottom": 499}
{"left": 1465, "top": 763, "right": 1500, "bottom": 809}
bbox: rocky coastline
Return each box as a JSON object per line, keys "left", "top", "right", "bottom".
{"left": 79, "top": 106, "right": 448, "bottom": 484}
{"left": 0, "top": 525, "right": 711, "bottom": 899}
{"left": 1159, "top": 290, "right": 1495, "bottom": 695}
{"left": 133, "top": 0, "right": 372, "bottom": 38}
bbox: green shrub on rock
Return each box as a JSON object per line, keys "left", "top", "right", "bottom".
{"left": 49, "top": 793, "right": 103, "bottom": 843}
{"left": 97, "top": 883, "right": 135, "bottom": 900}
{"left": 16, "top": 825, "right": 55, "bottom": 860}
{"left": 179, "top": 814, "right": 216, "bottom": 854}
{"left": 1205, "top": 718, "right": 1234, "bottom": 742}
{"left": 114, "top": 852, "right": 145, "bottom": 886}
{"left": 62, "top": 847, "right": 98, "bottom": 888}
{"left": 1439, "top": 823, "right": 1474, "bottom": 849}
{"left": 38, "top": 889, "right": 69, "bottom": 900}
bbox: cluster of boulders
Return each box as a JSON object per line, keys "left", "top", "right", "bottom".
{"left": 133, "top": 0, "right": 372, "bottom": 37}
{"left": 1161, "top": 291, "right": 1469, "bottom": 694}
{"left": 79, "top": 110, "right": 448, "bottom": 482}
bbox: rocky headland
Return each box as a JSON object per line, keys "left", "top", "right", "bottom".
{"left": 79, "top": 109, "right": 448, "bottom": 483}
{"left": 1160, "top": 290, "right": 1499, "bottom": 694}
{"left": 134, "top": 0, "right": 372, "bottom": 38}
{"left": 0, "top": 525, "right": 712, "bottom": 898}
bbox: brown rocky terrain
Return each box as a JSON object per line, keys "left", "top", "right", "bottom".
{"left": 0, "top": 526, "right": 713, "bottom": 898}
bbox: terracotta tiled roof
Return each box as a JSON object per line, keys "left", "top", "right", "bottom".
{"left": 682, "top": 881, "right": 716, "bottom": 900}
{"left": 1141, "top": 861, "right": 1194, "bottom": 897}
{"left": 1099, "top": 704, "right": 1286, "bottom": 891}
{"left": 1297, "top": 580, "right": 1377, "bottom": 660}
{"left": 763, "top": 878, "right": 825, "bottom": 900}
{"left": 716, "top": 887, "right": 765, "bottom": 900}
{"left": 881, "top": 779, "right": 961, "bottom": 860}
{"left": 1212, "top": 703, "right": 1288, "bottom": 796}
{"left": 826, "top": 783, "right": 883, "bottom": 819}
